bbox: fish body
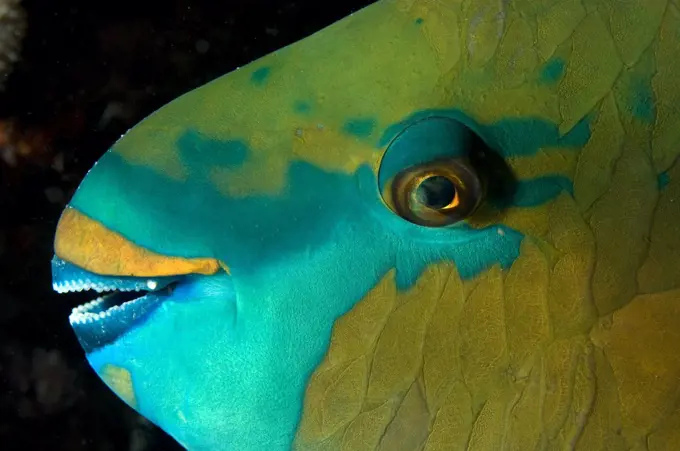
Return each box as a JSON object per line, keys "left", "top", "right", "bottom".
{"left": 51, "top": 0, "right": 680, "bottom": 450}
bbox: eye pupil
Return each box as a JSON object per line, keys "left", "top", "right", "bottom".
{"left": 414, "top": 175, "right": 457, "bottom": 209}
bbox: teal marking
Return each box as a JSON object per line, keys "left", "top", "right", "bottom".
{"left": 177, "top": 130, "right": 248, "bottom": 170}
{"left": 70, "top": 146, "right": 526, "bottom": 449}
{"left": 293, "top": 100, "right": 312, "bottom": 115}
{"left": 342, "top": 118, "right": 376, "bottom": 138}
{"left": 250, "top": 66, "right": 271, "bottom": 86}
{"left": 378, "top": 109, "right": 590, "bottom": 208}
{"left": 394, "top": 223, "right": 523, "bottom": 289}
{"left": 378, "top": 108, "right": 591, "bottom": 156}
{"left": 539, "top": 57, "right": 565, "bottom": 84}
{"left": 415, "top": 17, "right": 424, "bottom": 24}
{"left": 658, "top": 172, "right": 670, "bottom": 191}
{"left": 71, "top": 151, "right": 519, "bottom": 284}
{"left": 629, "top": 76, "right": 655, "bottom": 123}
{"left": 494, "top": 175, "right": 573, "bottom": 208}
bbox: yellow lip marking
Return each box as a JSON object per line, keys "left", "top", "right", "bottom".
{"left": 54, "top": 207, "right": 224, "bottom": 277}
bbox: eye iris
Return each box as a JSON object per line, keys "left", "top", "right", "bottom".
{"left": 414, "top": 175, "right": 457, "bottom": 209}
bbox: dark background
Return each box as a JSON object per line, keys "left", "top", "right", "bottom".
{"left": 0, "top": 0, "right": 372, "bottom": 449}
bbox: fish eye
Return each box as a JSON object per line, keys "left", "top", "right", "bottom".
{"left": 390, "top": 158, "right": 483, "bottom": 227}
{"left": 377, "top": 116, "right": 492, "bottom": 228}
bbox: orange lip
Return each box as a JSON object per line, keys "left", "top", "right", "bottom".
{"left": 54, "top": 207, "right": 226, "bottom": 277}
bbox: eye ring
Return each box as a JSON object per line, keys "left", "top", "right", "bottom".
{"left": 390, "top": 158, "right": 483, "bottom": 227}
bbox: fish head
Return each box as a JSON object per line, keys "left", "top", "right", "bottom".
{"left": 52, "top": 0, "right": 680, "bottom": 449}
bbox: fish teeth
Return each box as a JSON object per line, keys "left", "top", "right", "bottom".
{"left": 53, "top": 276, "right": 163, "bottom": 294}
{"left": 68, "top": 294, "right": 150, "bottom": 326}
{"left": 71, "top": 297, "right": 104, "bottom": 314}
{"left": 51, "top": 278, "right": 133, "bottom": 294}
{"left": 58, "top": 276, "right": 163, "bottom": 326}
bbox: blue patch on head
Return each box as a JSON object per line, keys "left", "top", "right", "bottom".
{"left": 393, "top": 223, "right": 523, "bottom": 289}
{"left": 494, "top": 175, "right": 573, "bottom": 208}
{"left": 342, "top": 118, "right": 376, "bottom": 138}
{"left": 177, "top": 130, "right": 249, "bottom": 170}
{"left": 293, "top": 100, "right": 312, "bottom": 115}
{"left": 71, "top": 150, "right": 520, "bottom": 286}
{"left": 658, "top": 171, "right": 670, "bottom": 190}
{"left": 378, "top": 109, "right": 591, "bottom": 158}
{"left": 250, "top": 66, "right": 271, "bottom": 86}
{"left": 415, "top": 17, "right": 424, "bottom": 25}
{"left": 377, "top": 109, "right": 590, "bottom": 218}
{"left": 539, "top": 58, "right": 565, "bottom": 84}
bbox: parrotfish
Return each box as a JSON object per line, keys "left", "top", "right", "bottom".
{"left": 51, "top": 0, "right": 680, "bottom": 450}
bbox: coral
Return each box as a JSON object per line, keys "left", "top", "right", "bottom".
{"left": 0, "top": 0, "right": 26, "bottom": 89}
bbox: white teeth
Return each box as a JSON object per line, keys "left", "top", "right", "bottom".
{"left": 52, "top": 278, "right": 142, "bottom": 294}
{"left": 68, "top": 292, "right": 153, "bottom": 326}
{"left": 70, "top": 297, "right": 105, "bottom": 314}
{"left": 57, "top": 277, "right": 162, "bottom": 325}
